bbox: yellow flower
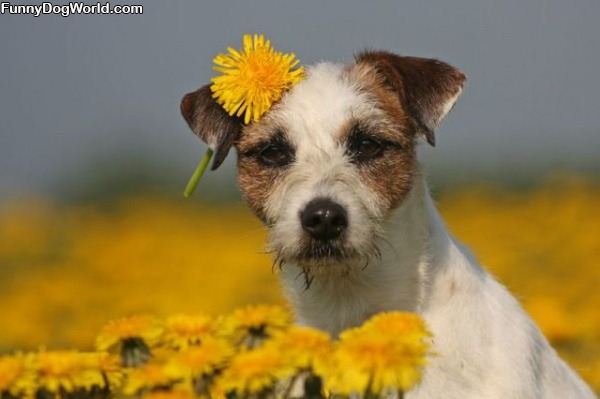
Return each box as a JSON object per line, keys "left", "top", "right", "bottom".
{"left": 361, "top": 312, "right": 430, "bottom": 341}
{"left": 216, "top": 346, "right": 293, "bottom": 396}
{"left": 163, "top": 314, "right": 216, "bottom": 350}
{"left": 220, "top": 305, "right": 291, "bottom": 347}
{"left": 165, "top": 338, "right": 233, "bottom": 379}
{"left": 0, "top": 355, "right": 32, "bottom": 397}
{"left": 28, "top": 350, "right": 105, "bottom": 394}
{"left": 96, "top": 315, "right": 163, "bottom": 366}
{"left": 165, "top": 338, "right": 234, "bottom": 398}
{"left": 96, "top": 315, "right": 164, "bottom": 351}
{"left": 267, "top": 326, "right": 333, "bottom": 371}
{"left": 323, "top": 312, "right": 430, "bottom": 396}
{"left": 144, "top": 388, "right": 196, "bottom": 399}
{"left": 96, "top": 353, "right": 124, "bottom": 390}
{"left": 211, "top": 33, "right": 304, "bottom": 124}
{"left": 123, "top": 362, "right": 174, "bottom": 395}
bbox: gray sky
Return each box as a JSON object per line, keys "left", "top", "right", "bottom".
{"left": 1, "top": 0, "right": 599, "bottom": 198}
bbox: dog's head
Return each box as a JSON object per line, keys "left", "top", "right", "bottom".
{"left": 181, "top": 51, "right": 465, "bottom": 271}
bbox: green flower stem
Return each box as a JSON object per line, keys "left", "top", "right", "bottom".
{"left": 183, "top": 148, "right": 214, "bottom": 198}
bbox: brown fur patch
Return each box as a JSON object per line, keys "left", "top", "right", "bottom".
{"left": 235, "top": 117, "right": 284, "bottom": 154}
{"left": 235, "top": 121, "right": 290, "bottom": 223}
{"left": 236, "top": 156, "right": 281, "bottom": 223}
{"left": 355, "top": 51, "right": 466, "bottom": 146}
{"left": 342, "top": 63, "right": 418, "bottom": 210}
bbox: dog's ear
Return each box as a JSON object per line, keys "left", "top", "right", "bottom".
{"left": 356, "top": 50, "right": 466, "bottom": 146}
{"left": 180, "top": 85, "right": 243, "bottom": 170}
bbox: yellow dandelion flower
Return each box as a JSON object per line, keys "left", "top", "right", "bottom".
{"left": 165, "top": 338, "right": 233, "bottom": 379}
{"left": 0, "top": 355, "right": 33, "bottom": 397}
{"left": 220, "top": 305, "right": 292, "bottom": 347}
{"left": 323, "top": 312, "right": 430, "bottom": 396}
{"left": 96, "top": 315, "right": 164, "bottom": 351}
{"left": 144, "top": 388, "right": 196, "bottom": 399}
{"left": 216, "top": 346, "right": 293, "bottom": 396}
{"left": 165, "top": 338, "right": 234, "bottom": 398}
{"left": 267, "top": 326, "right": 333, "bottom": 371}
{"left": 163, "top": 314, "right": 216, "bottom": 350}
{"left": 211, "top": 33, "right": 304, "bottom": 124}
{"left": 28, "top": 351, "right": 105, "bottom": 394}
{"left": 96, "top": 315, "right": 163, "bottom": 366}
{"left": 362, "top": 312, "right": 431, "bottom": 341}
{"left": 96, "top": 353, "right": 124, "bottom": 390}
{"left": 123, "top": 362, "right": 174, "bottom": 395}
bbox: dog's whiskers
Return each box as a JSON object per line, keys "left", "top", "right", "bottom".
{"left": 303, "top": 268, "right": 315, "bottom": 291}
{"left": 293, "top": 267, "right": 315, "bottom": 291}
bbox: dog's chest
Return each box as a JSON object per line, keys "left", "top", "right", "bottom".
{"left": 284, "top": 263, "right": 422, "bottom": 336}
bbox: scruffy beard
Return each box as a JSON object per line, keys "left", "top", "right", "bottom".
{"left": 267, "top": 234, "right": 383, "bottom": 289}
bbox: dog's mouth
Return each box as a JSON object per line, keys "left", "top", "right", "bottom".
{"left": 269, "top": 231, "right": 383, "bottom": 288}
{"left": 298, "top": 239, "right": 348, "bottom": 262}
{"left": 278, "top": 236, "right": 370, "bottom": 268}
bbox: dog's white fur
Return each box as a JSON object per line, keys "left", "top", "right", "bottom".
{"left": 264, "top": 63, "right": 386, "bottom": 262}
{"left": 266, "top": 64, "right": 594, "bottom": 398}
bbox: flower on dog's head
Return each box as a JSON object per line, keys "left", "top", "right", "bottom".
{"left": 211, "top": 33, "right": 304, "bottom": 124}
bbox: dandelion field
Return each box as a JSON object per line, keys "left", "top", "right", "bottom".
{"left": 0, "top": 176, "right": 599, "bottom": 393}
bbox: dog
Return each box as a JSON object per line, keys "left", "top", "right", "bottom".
{"left": 180, "top": 50, "right": 595, "bottom": 398}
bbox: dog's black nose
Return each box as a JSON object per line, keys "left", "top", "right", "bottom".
{"left": 301, "top": 198, "right": 348, "bottom": 241}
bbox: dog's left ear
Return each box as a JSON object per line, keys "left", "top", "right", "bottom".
{"left": 356, "top": 51, "right": 466, "bottom": 146}
{"left": 180, "top": 85, "right": 243, "bottom": 170}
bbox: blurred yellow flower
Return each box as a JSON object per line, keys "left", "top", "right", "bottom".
{"left": 163, "top": 314, "right": 216, "bottom": 350}
{"left": 164, "top": 338, "right": 234, "bottom": 398}
{"left": 0, "top": 355, "right": 32, "bottom": 397}
{"left": 165, "top": 338, "right": 233, "bottom": 380}
{"left": 123, "top": 362, "right": 174, "bottom": 395}
{"left": 268, "top": 326, "right": 333, "bottom": 371}
{"left": 28, "top": 350, "right": 104, "bottom": 394}
{"left": 211, "top": 33, "right": 304, "bottom": 124}
{"left": 323, "top": 313, "right": 430, "bottom": 395}
{"left": 220, "top": 305, "right": 292, "bottom": 347}
{"left": 96, "top": 315, "right": 164, "bottom": 352}
{"left": 362, "top": 312, "right": 431, "bottom": 341}
{"left": 216, "top": 346, "right": 293, "bottom": 396}
{"left": 526, "top": 296, "right": 578, "bottom": 343}
{"left": 96, "top": 353, "right": 123, "bottom": 390}
{"left": 144, "top": 388, "right": 197, "bottom": 399}
{"left": 96, "top": 315, "right": 164, "bottom": 367}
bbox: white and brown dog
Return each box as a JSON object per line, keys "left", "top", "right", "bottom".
{"left": 181, "top": 51, "right": 594, "bottom": 398}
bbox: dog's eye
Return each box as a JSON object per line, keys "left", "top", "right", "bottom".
{"left": 354, "top": 138, "right": 383, "bottom": 159}
{"left": 259, "top": 143, "right": 293, "bottom": 167}
{"left": 348, "top": 131, "right": 384, "bottom": 162}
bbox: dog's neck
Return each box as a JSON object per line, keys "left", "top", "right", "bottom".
{"left": 279, "top": 174, "right": 468, "bottom": 335}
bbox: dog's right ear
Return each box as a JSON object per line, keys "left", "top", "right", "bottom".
{"left": 180, "top": 85, "right": 243, "bottom": 170}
